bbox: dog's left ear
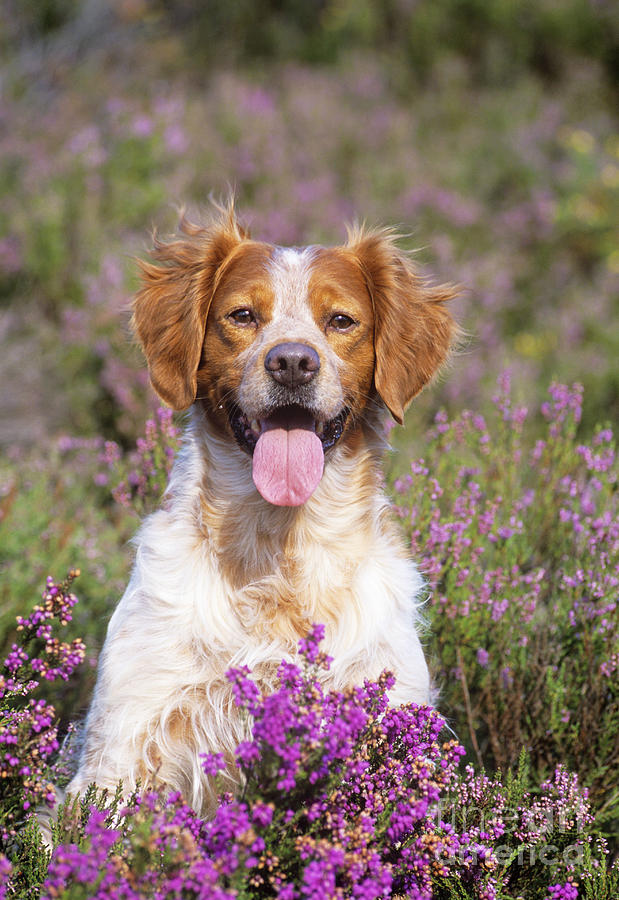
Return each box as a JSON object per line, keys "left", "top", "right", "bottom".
{"left": 348, "top": 226, "right": 459, "bottom": 425}
{"left": 133, "top": 205, "right": 248, "bottom": 410}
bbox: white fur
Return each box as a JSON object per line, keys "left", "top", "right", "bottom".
{"left": 66, "top": 409, "right": 429, "bottom": 813}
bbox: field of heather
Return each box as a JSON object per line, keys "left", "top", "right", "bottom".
{"left": 0, "top": 2, "right": 617, "bottom": 897}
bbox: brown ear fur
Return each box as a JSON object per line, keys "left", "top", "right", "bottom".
{"left": 347, "top": 225, "right": 459, "bottom": 424}
{"left": 132, "top": 203, "right": 249, "bottom": 410}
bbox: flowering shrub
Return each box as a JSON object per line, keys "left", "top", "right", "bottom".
{"left": 394, "top": 375, "right": 618, "bottom": 825}
{"left": 53, "top": 406, "right": 181, "bottom": 520}
{"left": 0, "top": 571, "right": 84, "bottom": 846}
{"left": 1, "top": 625, "right": 617, "bottom": 899}
{"left": 97, "top": 406, "right": 181, "bottom": 517}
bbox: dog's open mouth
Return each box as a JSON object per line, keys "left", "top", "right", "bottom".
{"left": 229, "top": 404, "right": 349, "bottom": 507}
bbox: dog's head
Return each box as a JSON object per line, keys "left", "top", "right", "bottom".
{"left": 133, "top": 202, "right": 457, "bottom": 506}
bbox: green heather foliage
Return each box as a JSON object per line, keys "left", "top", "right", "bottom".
{"left": 393, "top": 376, "right": 618, "bottom": 826}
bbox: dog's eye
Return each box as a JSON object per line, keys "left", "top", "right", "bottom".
{"left": 228, "top": 308, "right": 256, "bottom": 327}
{"left": 328, "top": 313, "right": 356, "bottom": 332}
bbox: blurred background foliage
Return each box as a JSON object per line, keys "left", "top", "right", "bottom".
{"left": 0, "top": 0, "right": 617, "bottom": 829}
{"left": 3, "top": 0, "right": 618, "bottom": 82}
{"left": 0, "top": 0, "right": 617, "bottom": 447}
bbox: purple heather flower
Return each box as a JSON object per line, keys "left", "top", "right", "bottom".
{"left": 476, "top": 648, "right": 490, "bottom": 667}
{"left": 546, "top": 882, "right": 579, "bottom": 900}
{"left": 0, "top": 857, "right": 12, "bottom": 899}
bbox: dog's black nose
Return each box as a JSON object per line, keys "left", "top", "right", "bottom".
{"left": 264, "top": 342, "right": 320, "bottom": 388}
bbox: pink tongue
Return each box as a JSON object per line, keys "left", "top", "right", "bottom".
{"left": 252, "top": 413, "right": 324, "bottom": 507}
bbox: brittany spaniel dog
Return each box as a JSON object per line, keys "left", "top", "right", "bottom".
{"left": 65, "top": 202, "right": 457, "bottom": 815}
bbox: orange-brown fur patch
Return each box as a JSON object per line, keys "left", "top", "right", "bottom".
{"left": 132, "top": 208, "right": 250, "bottom": 411}
{"left": 307, "top": 248, "right": 376, "bottom": 435}
{"left": 346, "top": 227, "right": 459, "bottom": 424}
{"left": 196, "top": 241, "right": 275, "bottom": 428}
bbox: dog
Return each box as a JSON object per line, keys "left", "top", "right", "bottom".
{"left": 64, "top": 201, "right": 457, "bottom": 816}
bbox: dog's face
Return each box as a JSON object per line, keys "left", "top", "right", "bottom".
{"left": 196, "top": 243, "right": 377, "bottom": 504}
{"left": 133, "top": 206, "right": 457, "bottom": 506}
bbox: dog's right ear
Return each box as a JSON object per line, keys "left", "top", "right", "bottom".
{"left": 132, "top": 206, "right": 249, "bottom": 410}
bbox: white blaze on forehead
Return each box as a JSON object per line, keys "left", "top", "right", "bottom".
{"left": 238, "top": 242, "right": 344, "bottom": 421}
{"left": 268, "top": 246, "right": 318, "bottom": 325}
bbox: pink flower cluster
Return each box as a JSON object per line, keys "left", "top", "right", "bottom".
{"left": 0, "top": 571, "right": 85, "bottom": 841}
{"left": 99, "top": 406, "right": 180, "bottom": 515}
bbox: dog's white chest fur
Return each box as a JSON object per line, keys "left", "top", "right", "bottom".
{"left": 68, "top": 413, "right": 429, "bottom": 813}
